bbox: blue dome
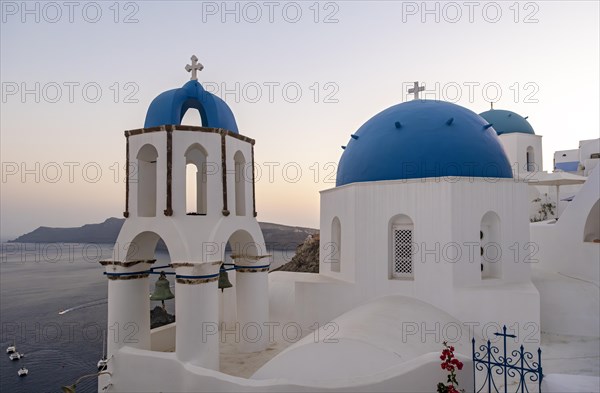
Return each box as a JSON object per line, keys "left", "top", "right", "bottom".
{"left": 336, "top": 100, "right": 513, "bottom": 186}
{"left": 478, "top": 109, "right": 534, "bottom": 135}
{"left": 144, "top": 80, "right": 238, "bottom": 132}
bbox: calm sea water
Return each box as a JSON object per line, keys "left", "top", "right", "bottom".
{"left": 0, "top": 243, "right": 293, "bottom": 393}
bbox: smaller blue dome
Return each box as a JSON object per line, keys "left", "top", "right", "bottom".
{"left": 144, "top": 80, "right": 238, "bottom": 132}
{"left": 478, "top": 109, "right": 534, "bottom": 135}
{"left": 336, "top": 100, "right": 513, "bottom": 186}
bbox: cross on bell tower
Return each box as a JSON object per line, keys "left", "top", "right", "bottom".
{"left": 185, "top": 55, "right": 204, "bottom": 81}
{"left": 408, "top": 81, "right": 425, "bottom": 100}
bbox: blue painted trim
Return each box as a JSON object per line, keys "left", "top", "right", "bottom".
{"left": 555, "top": 161, "right": 579, "bottom": 171}
{"left": 234, "top": 264, "right": 270, "bottom": 269}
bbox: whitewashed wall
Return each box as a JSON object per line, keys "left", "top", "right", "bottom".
{"left": 297, "top": 177, "right": 540, "bottom": 342}
{"left": 531, "top": 166, "right": 600, "bottom": 336}
{"left": 498, "top": 133, "right": 543, "bottom": 173}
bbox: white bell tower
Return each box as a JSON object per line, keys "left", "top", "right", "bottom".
{"left": 100, "top": 56, "right": 269, "bottom": 372}
{"left": 479, "top": 107, "right": 543, "bottom": 175}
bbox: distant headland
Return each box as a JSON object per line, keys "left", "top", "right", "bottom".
{"left": 9, "top": 218, "right": 318, "bottom": 250}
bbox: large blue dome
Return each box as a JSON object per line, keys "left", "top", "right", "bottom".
{"left": 336, "top": 100, "right": 513, "bottom": 186}
{"left": 478, "top": 109, "right": 534, "bottom": 136}
{"left": 144, "top": 80, "right": 238, "bottom": 132}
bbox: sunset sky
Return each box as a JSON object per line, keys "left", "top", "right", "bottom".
{"left": 1, "top": 1, "right": 599, "bottom": 240}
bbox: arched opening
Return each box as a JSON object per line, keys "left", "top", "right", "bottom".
{"left": 224, "top": 229, "right": 262, "bottom": 263}
{"left": 389, "top": 214, "right": 414, "bottom": 279}
{"left": 185, "top": 144, "right": 208, "bottom": 215}
{"left": 234, "top": 151, "right": 246, "bottom": 216}
{"left": 330, "top": 217, "right": 341, "bottom": 272}
{"left": 180, "top": 107, "right": 203, "bottom": 126}
{"left": 526, "top": 146, "right": 535, "bottom": 172}
{"left": 137, "top": 144, "right": 158, "bottom": 217}
{"left": 583, "top": 199, "right": 600, "bottom": 242}
{"left": 125, "top": 231, "right": 175, "bottom": 352}
{"left": 480, "top": 211, "right": 502, "bottom": 279}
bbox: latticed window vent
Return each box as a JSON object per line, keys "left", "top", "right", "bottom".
{"left": 392, "top": 226, "right": 413, "bottom": 278}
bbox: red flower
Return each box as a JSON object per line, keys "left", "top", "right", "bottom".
{"left": 437, "top": 342, "right": 464, "bottom": 393}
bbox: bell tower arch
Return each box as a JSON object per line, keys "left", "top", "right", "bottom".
{"left": 101, "top": 56, "right": 268, "bottom": 373}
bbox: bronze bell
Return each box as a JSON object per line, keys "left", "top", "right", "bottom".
{"left": 218, "top": 265, "right": 233, "bottom": 292}
{"left": 150, "top": 272, "right": 174, "bottom": 308}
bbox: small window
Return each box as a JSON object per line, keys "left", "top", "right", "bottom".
{"left": 526, "top": 146, "right": 535, "bottom": 172}
{"left": 392, "top": 224, "right": 413, "bottom": 278}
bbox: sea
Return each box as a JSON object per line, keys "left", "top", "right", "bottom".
{"left": 0, "top": 243, "right": 294, "bottom": 393}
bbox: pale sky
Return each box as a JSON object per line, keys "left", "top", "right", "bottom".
{"left": 1, "top": 1, "right": 599, "bottom": 240}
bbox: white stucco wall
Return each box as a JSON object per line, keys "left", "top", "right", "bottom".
{"left": 100, "top": 347, "right": 472, "bottom": 393}
{"left": 530, "top": 166, "right": 600, "bottom": 337}
{"left": 579, "top": 139, "right": 600, "bottom": 162}
{"left": 531, "top": 166, "right": 600, "bottom": 281}
{"left": 254, "top": 296, "right": 474, "bottom": 383}
{"left": 100, "top": 296, "right": 475, "bottom": 393}
{"left": 302, "top": 177, "right": 539, "bottom": 342}
{"left": 498, "top": 133, "right": 543, "bottom": 173}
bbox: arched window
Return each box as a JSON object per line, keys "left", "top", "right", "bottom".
{"left": 137, "top": 144, "right": 158, "bottom": 217}
{"left": 234, "top": 151, "right": 246, "bottom": 216}
{"left": 330, "top": 217, "right": 341, "bottom": 272}
{"left": 583, "top": 200, "right": 600, "bottom": 242}
{"left": 526, "top": 146, "right": 535, "bottom": 172}
{"left": 185, "top": 144, "right": 208, "bottom": 215}
{"left": 390, "top": 215, "right": 414, "bottom": 279}
{"left": 480, "top": 211, "right": 502, "bottom": 279}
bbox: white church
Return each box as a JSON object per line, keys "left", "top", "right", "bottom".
{"left": 98, "top": 58, "right": 599, "bottom": 392}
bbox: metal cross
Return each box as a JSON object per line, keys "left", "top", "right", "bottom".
{"left": 185, "top": 55, "right": 204, "bottom": 81}
{"left": 408, "top": 81, "right": 425, "bottom": 100}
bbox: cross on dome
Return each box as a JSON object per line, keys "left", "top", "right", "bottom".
{"left": 185, "top": 55, "right": 204, "bottom": 81}
{"left": 408, "top": 81, "right": 425, "bottom": 100}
